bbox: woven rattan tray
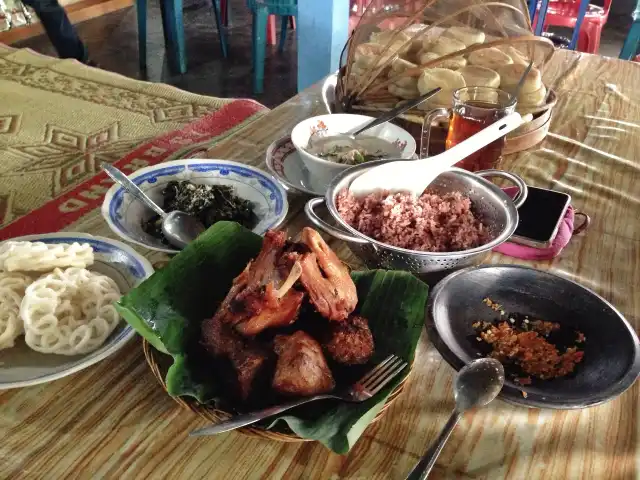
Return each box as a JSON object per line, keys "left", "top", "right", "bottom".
{"left": 142, "top": 340, "right": 410, "bottom": 442}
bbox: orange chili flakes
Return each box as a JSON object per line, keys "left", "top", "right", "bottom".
{"left": 479, "top": 321, "right": 584, "bottom": 380}
{"left": 529, "top": 320, "right": 560, "bottom": 337}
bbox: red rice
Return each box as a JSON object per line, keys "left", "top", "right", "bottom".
{"left": 336, "top": 190, "right": 489, "bottom": 252}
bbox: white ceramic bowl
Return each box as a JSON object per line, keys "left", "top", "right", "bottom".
{"left": 102, "top": 159, "right": 288, "bottom": 254}
{"left": 0, "top": 233, "right": 154, "bottom": 389}
{"left": 290, "top": 114, "right": 416, "bottom": 188}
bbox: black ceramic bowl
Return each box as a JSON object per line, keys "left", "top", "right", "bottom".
{"left": 427, "top": 265, "right": 640, "bottom": 409}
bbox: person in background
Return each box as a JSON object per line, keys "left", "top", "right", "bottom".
{"left": 20, "top": 0, "right": 95, "bottom": 65}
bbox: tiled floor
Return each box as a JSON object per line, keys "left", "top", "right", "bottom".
{"left": 15, "top": 2, "right": 634, "bottom": 108}
{"left": 19, "top": 0, "right": 298, "bottom": 108}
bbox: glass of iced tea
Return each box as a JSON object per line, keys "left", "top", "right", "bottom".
{"left": 421, "top": 87, "right": 516, "bottom": 171}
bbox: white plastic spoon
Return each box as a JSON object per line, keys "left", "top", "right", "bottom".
{"left": 348, "top": 111, "right": 531, "bottom": 198}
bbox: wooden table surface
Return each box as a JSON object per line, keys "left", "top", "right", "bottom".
{"left": 2, "top": 49, "right": 640, "bottom": 479}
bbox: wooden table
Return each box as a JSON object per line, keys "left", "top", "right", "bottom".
{"left": 2, "top": 49, "right": 640, "bottom": 479}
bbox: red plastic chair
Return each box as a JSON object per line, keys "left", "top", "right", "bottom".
{"left": 349, "top": 0, "right": 366, "bottom": 32}
{"left": 219, "top": 0, "right": 295, "bottom": 46}
{"left": 541, "top": 0, "right": 613, "bottom": 53}
{"left": 349, "top": 0, "right": 406, "bottom": 32}
{"left": 267, "top": 14, "right": 295, "bottom": 46}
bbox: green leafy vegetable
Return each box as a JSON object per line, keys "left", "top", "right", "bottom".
{"left": 117, "top": 221, "right": 428, "bottom": 454}
{"left": 142, "top": 181, "right": 257, "bottom": 245}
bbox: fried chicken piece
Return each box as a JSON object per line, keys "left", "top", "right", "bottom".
{"left": 272, "top": 331, "right": 335, "bottom": 396}
{"left": 295, "top": 227, "right": 357, "bottom": 321}
{"left": 212, "top": 230, "right": 305, "bottom": 336}
{"left": 201, "top": 318, "right": 273, "bottom": 401}
{"left": 323, "top": 315, "right": 375, "bottom": 365}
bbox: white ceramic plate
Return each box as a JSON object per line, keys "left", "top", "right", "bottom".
{"left": 0, "top": 233, "right": 154, "bottom": 389}
{"left": 266, "top": 136, "right": 327, "bottom": 196}
{"left": 101, "top": 159, "right": 289, "bottom": 254}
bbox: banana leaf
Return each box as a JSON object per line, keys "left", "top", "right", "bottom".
{"left": 117, "top": 221, "right": 428, "bottom": 454}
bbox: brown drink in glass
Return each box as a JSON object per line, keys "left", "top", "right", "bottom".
{"left": 422, "top": 87, "right": 516, "bottom": 172}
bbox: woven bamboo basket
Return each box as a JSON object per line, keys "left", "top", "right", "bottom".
{"left": 337, "top": 0, "right": 559, "bottom": 154}
{"left": 143, "top": 340, "right": 410, "bottom": 442}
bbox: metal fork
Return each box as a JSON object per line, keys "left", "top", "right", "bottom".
{"left": 189, "top": 354, "right": 408, "bottom": 437}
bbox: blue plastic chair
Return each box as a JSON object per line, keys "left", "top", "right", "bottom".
{"left": 620, "top": 1, "right": 640, "bottom": 59}
{"left": 137, "top": 0, "right": 228, "bottom": 74}
{"left": 247, "top": 0, "right": 297, "bottom": 94}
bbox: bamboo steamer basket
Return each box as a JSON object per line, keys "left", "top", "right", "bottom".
{"left": 337, "top": 0, "right": 558, "bottom": 154}
{"left": 142, "top": 340, "right": 411, "bottom": 442}
{"left": 345, "top": 89, "right": 556, "bottom": 157}
{"left": 504, "top": 95, "right": 555, "bottom": 154}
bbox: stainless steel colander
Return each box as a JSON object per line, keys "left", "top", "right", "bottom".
{"left": 305, "top": 159, "right": 527, "bottom": 275}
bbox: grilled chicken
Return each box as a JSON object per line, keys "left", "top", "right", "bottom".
{"left": 201, "top": 318, "right": 272, "bottom": 401}
{"left": 211, "top": 230, "right": 305, "bottom": 336}
{"left": 323, "top": 315, "right": 375, "bottom": 365}
{"left": 295, "top": 227, "right": 358, "bottom": 321}
{"left": 202, "top": 228, "right": 360, "bottom": 400}
{"left": 272, "top": 331, "right": 335, "bottom": 396}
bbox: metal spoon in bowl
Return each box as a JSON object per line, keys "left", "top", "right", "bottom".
{"left": 308, "top": 87, "right": 442, "bottom": 151}
{"left": 102, "top": 163, "right": 205, "bottom": 249}
{"left": 405, "top": 358, "right": 505, "bottom": 480}
{"left": 512, "top": 59, "right": 535, "bottom": 99}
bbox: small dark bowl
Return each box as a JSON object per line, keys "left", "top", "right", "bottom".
{"left": 427, "top": 265, "right": 640, "bottom": 409}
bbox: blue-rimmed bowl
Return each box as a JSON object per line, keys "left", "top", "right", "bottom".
{"left": 0, "top": 233, "right": 154, "bottom": 390}
{"left": 101, "top": 159, "right": 289, "bottom": 254}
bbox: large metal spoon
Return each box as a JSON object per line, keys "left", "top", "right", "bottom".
{"left": 405, "top": 358, "right": 505, "bottom": 480}
{"left": 102, "top": 163, "right": 204, "bottom": 249}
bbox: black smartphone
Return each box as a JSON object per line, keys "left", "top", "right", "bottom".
{"left": 511, "top": 187, "right": 571, "bottom": 249}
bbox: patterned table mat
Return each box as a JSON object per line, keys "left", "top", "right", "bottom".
{"left": 0, "top": 46, "right": 268, "bottom": 240}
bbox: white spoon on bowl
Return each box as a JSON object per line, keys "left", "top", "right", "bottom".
{"left": 348, "top": 111, "right": 531, "bottom": 198}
